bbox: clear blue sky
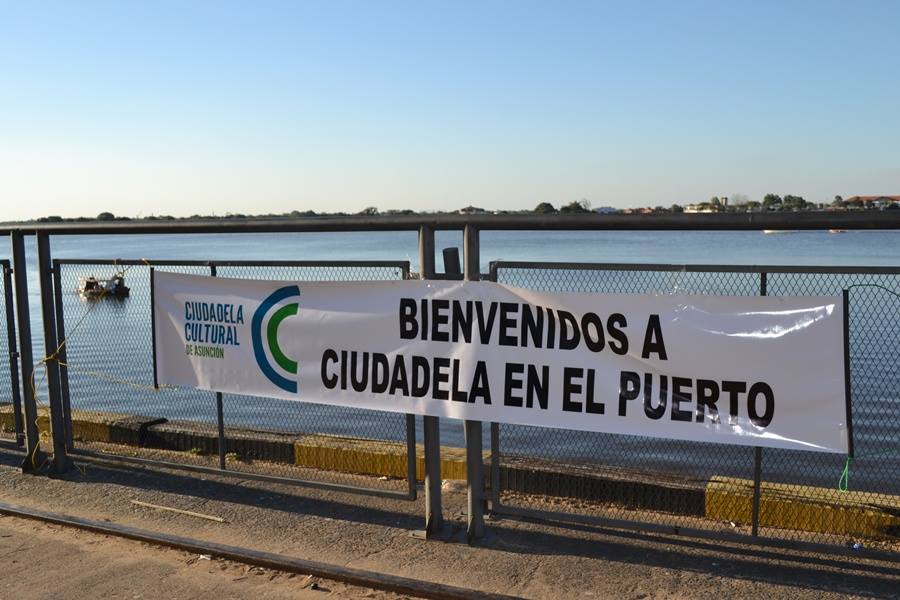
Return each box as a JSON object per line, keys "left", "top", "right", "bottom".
{"left": 1, "top": 1, "right": 898, "bottom": 220}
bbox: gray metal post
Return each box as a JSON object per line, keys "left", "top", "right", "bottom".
{"left": 486, "top": 260, "right": 501, "bottom": 509}
{"left": 405, "top": 413, "right": 417, "bottom": 500}
{"left": 11, "top": 231, "right": 46, "bottom": 471}
{"left": 751, "top": 271, "right": 767, "bottom": 536}
{"left": 441, "top": 247, "right": 461, "bottom": 278}
{"left": 51, "top": 261, "right": 74, "bottom": 449}
{"left": 2, "top": 262, "right": 24, "bottom": 446}
{"left": 418, "top": 225, "right": 443, "bottom": 536}
{"left": 490, "top": 422, "right": 500, "bottom": 506}
{"left": 209, "top": 263, "right": 227, "bottom": 470}
{"left": 463, "top": 224, "right": 485, "bottom": 542}
{"left": 36, "top": 232, "right": 72, "bottom": 473}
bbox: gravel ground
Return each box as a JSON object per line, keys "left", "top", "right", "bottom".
{"left": 0, "top": 447, "right": 897, "bottom": 599}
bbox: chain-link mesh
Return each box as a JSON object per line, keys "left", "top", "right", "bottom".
{"left": 0, "top": 260, "right": 17, "bottom": 442}
{"left": 55, "top": 260, "right": 411, "bottom": 493}
{"left": 492, "top": 263, "right": 900, "bottom": 552}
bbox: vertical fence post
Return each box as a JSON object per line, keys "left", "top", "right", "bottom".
{"left": 51, "top": 260, "right": 73, "bottom": 449}
{"left": 209, "top": 263, "right": 227, "bottom": 471}
{"left": 11, "top": 231, "right": 46, "bottom": 471}
{"left": 418, "top": 225, "right": 443, "bottom": 536}
{"left": 3, "top": 261, "right": 24, "bottom": 447}
{"left": 751, "top": 271, "right": 767, "bottom": 536}
{"left": 490, "top": 422, "right": 500, "bottom": 507}
{"left": 402, "top": 263, "right": 418, "bottom": 501}
{"left": 842, "top": 289, "right": 854, "bottom": 460}
{"left": 405, "top": 413, "right": 417, "bottom": 500}
{"left": 463, "top": 224, "right": 485, "bottom": 542}
{"left": 487, "top": 262, "right": 501, "bottom": 509}
{"left": 36, "top": 232, "right": 72, "bottom": 473}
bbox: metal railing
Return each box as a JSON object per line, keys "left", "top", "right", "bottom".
{"left": 0, "top": 214, "right": 897, "bottom": 556}
{"left": 488, "top": 261, "right": 900, "bottom": 553}
{"left": 51, "top": 258, "right": 417, "bottom": 499}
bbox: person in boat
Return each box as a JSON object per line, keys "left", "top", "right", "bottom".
{"left": 108, "top": 275, "right": 128, "bottom": 295}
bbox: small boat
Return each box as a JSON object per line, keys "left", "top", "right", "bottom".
{"left": 762, "top": 229, "right": 799, "bottom": 234}
{"left": 829, "top": 228, "right": 848, "bottom": 234}
{"left": 77, "top": 275, "right": 130, "bottom": 299}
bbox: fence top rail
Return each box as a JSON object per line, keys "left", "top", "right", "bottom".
{"left": 4, "top": 211, "right": 900, "bottom": 235}
{"left": 490, "top": 261, "right": 900, "bottom": 276}
{"left": 53, "top": 259, "right": 411, "bottom": 270}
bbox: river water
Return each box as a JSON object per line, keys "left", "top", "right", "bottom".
{"left": 2, "top": 229, "right": 898, "bottom": 492}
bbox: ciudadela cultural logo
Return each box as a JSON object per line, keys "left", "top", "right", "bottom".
{"left": 252, "top": 285, "right": 301, "bottom": 393}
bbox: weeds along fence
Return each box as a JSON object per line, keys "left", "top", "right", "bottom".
{"left": 52, "top": 259, "right": 417, "bottom": 499}
{"left": 488, "top": 261, "right": 900, "bottom": 551}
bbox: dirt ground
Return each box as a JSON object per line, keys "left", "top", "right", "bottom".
{"left": 0, "top": 446, "right": 897, "bottom": 599}
{"left": 0, "top": 515, "right": 403, "bottom": 599}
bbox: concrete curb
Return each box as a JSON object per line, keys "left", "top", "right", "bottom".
{"left": 706, "top": 476, "right": 900, "bottom": 538}
{"left": 2, "top": 406, "right": 897, "bottom": 540}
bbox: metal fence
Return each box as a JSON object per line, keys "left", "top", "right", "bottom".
{"left": 0, "top": 260, "right": 23, "bottom": 446}
{"left": 488, "top": 261, "right": 900, "bottom": 552}
{"left": 52, "top": 259, "right": 416, "bottom": 499}
{"left": 1, "top": 216, "right": 897, "bottom": 557}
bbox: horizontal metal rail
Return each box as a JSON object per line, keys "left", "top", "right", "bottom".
{"left": 54, "top": 258, "right": 411, "bottom": 270}
{"left": 2, "top": 210, "right": 899, "bottom": 235}
{"left": 490, "top": 261, "right": 900, "bottom": 276}
{"left": 0, "top": 500, "right": 521, "bottom": 600}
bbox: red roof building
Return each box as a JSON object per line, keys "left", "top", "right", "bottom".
{"left": 845, "top": 195, "right": 900, "bottom": 205}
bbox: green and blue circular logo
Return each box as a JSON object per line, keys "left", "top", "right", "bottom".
{"left": 252, "top": 285, "right": 300, "bottom": 393}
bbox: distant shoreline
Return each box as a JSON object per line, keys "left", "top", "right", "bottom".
{"left": 3, "top": 205, "right": 898, "bottom": 228}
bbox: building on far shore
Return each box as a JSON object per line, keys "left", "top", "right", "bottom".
{"left": 457, "top": 205, "right": 487, "bottom": 214}
{"left": 844, "top": 196, "right": 900, "bottom": 209}
{"left": 683, "top": 204, "right": 716, "bottom": 213}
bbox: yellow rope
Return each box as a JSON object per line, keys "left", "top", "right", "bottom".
{"left": 57, "top": 361, "right": 172, "bottom": 392}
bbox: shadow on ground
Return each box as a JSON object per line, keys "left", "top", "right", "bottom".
{"left": 1, "top": 446, "right": 897, "bottom": 599}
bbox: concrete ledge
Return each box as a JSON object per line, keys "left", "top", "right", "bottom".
{"left": 3, "top": 404, "right": 898, "bottom": 540}
{"left": 143, "top": 420, "right": 297, "bottom": 463}
{"left": 706, "top": 476, "right": 900, "bottom": 539}
{"left": 499, "top": 456, "right": 706, "bottom": 516}
{"left": 293, "top": 434, "right": 481, "bottom": 480}
{"left": 0, "top": 406, "right": 165, "bottom": 446}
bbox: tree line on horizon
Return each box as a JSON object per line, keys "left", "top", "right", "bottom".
{"left": 22, "top": 194, "right": 895, "bottom": 224}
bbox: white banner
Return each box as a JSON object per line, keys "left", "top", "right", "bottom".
{"left": 152, "top": 271, "right": 850, "bottom": 453}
